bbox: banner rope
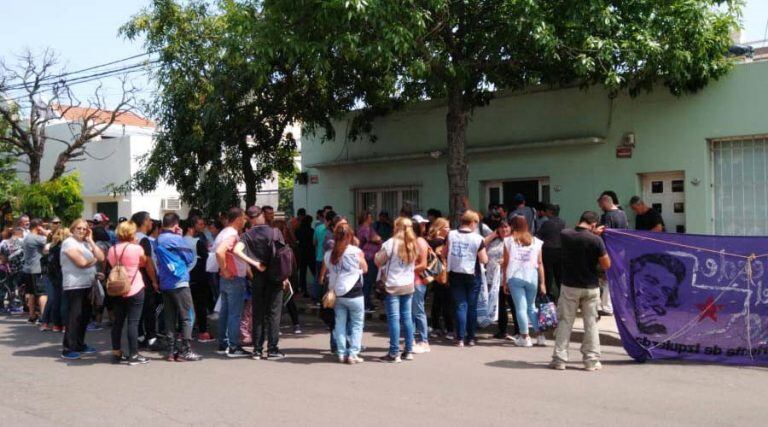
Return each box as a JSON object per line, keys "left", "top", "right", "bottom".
{"left": 607, "top": 230, "right": 763, "bottom": 359}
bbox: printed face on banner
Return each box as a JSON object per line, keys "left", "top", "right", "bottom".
{"left": 604, "top": 230, "right": 768, "bottom": 366}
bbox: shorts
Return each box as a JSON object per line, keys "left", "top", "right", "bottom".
{"left": 21, "top": 273, "right": 46, "bottom": 296}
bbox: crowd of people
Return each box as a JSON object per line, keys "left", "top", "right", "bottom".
{"left": 0, "top": 190, "right": 665, "bottom": 370}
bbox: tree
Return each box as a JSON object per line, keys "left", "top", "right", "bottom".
{"left": 266, "top": 0, "right": 740, "bottom": 222}
{"left": 121, "top": 0, "right": 335, "bottom": 214}
{"left": 0, "top": 49, "right": 139, "bottom": 184}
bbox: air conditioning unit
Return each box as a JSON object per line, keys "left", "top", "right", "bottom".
{"left": 161, "top": 197, "right": 181, "bottom": 211}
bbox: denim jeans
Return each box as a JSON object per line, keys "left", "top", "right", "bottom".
{"left": 41, "top": 275, "right": 61, "bottom": 326}
{"left": 363, "top": 260, "right": 378, "bottom": 309}
{"left": 385, "top": 293, "right": 414, "bottom": 355}
{"left": 508, "top": 277, "right": 539, "bottom": 335}
{"left": 450, "top": 272, "right": 481, "bottom": 342}
{"left": 334, "top": 296, "right": 365, "bottom": 357}
{"left": 218, "top": 276, "right": 246, "bottom": 348}
{"left": 412, "top": 285, "right": 429, "bottom": 343}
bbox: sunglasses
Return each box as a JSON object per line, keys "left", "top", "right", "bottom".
{"left": 52, "top": 221, "right": 61, "bottom": 225}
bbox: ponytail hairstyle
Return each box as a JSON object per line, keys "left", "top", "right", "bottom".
{"left": 394, "top": 217, "right": 418, "bottom": 264}
{"left": 510, "top": 215, "right": 532, "bottom": 246}
{"left": 330, "top": 223, "right": 354, "bottom": 265}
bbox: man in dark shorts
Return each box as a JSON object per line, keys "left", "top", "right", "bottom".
{"left": 629, "top": 196, "right": 665, "bottom": 232}
{"left": 21, "top": 219, "right": 50, "bottom": 323}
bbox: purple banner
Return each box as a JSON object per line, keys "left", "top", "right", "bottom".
{"left": 604, "top": 229, "right": 768, "bottom": 366}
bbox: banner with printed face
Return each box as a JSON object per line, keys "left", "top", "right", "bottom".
{"left": 604, "top": 229, "right": 768, "bottom": 366}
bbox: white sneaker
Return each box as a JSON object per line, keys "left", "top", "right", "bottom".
{"left": 412, "top": 343, "right": 431, "bottom": 354}
{"left": 514, "top": 336, "right": 533, "bottom": 347}
{"left": 536, "top": 335, "right": 547, "bottom": 347}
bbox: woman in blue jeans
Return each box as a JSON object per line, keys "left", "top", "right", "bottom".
{"left": 443, "top": 210, "right": 489, "bottom": 347}
{"left": 376, "top": 217, "right": 419, "bottom": 363}
{"left": 502, "top": 216, "right": 547, "bottom": 348}
{"left": 325, "top": 223, "right": 368, "bottom": 364}
{"left": 411, "top": 215, "right": 430, "bottom": 353}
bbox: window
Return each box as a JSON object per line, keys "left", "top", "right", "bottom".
{"left": 712, "top": 136, "right": 768, "bottom": 235}
{"left": 355, "top": 186, "right": 420, "bottom": 220}
{"left": 651, "top": 181, "right": 664, "bottom": 193}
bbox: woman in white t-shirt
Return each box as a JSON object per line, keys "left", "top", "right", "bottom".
{"left": 375, "top": 217, "right": 419, "bottom": 363}
{"left": 502, "top": 216, "right": 546, "bottom": 348}
{"left": 324, "top": 224, "right": 368, "bottom": 364}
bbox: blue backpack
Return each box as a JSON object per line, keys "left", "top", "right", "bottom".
{"left": 155, "top": 244, "right": 188, "bottom": 289}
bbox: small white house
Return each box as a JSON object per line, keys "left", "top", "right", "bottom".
{"left": 23, "top": 106, "right": 190, "bottom": 221}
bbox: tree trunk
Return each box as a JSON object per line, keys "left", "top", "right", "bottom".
{"left": 28, "top": 155, "right": 41, "bottom": 184}
{"left": 239, "top": 141, "right": 258, "bottom": 208}
{"left": 446, "top": 86, "right": 470, "bottom": 227}
{"left": 50, "top": 153, "right": 67, "bottom": 182}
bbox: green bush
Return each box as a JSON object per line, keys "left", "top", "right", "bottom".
{"left": 13, "top": 174, "right": 84, "bottom": 223}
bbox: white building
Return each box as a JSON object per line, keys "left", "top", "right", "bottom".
{"left": 21, "top": 106, "right": 189, "bottom": 221}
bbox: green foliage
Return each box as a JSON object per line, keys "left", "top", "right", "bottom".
{"left": 264, "top": 0, "right": 741, "bottom": 219}
{"left": 120, "top": 0, "right": 340, "bottom": 214}
{"left": 278, "top": 163, "right": 298, "bottom": 214}
{"left": 12, "top": 174, "right": 83, "bottom": 223}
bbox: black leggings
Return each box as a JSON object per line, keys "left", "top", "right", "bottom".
{"left": 430, "top": 284, "right": 454, "bottom": 333}
{"left": 285, "top": 296, "right": 299, "bottom": 326}
{"left": 497, "top": 286, "right": 520, "bottom": 336}
{"left": 298, "top": 254, "right": 315, "bottom": 295}
{"left": 62, "top": 288, "right": 92, "bottom": 353}
{"left": 111, "top": 289, "right": 145, "bottom": 357}
{"left": 190, "top": 281, "right": 210, "bottom": 333}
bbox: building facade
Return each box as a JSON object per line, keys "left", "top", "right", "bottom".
{"left": 295, "top": 61, "right": 768, "bottom": 236}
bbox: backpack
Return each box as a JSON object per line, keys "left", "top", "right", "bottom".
{"left": 267, "top": 229, "right": 295, "bottom": 282}
{"left": 106, "top": 244, "right": 137, "bottom": 297}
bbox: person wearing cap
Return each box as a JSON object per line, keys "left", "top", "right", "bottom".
{"left": 92, "top": 213, "right": 116, "bottom": 245}
{"left": 507, "top": 194, "right": 537, "bottom": 233}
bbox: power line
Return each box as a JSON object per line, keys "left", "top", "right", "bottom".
{"left": 1, "top": 51, "right": 156, "bottom": 88}
{"left": 2, "top": 59, "right": 159, "bottom": 92}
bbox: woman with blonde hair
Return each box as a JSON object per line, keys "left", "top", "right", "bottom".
{"left": 60, "top": 218, "right": 105, "bottom": 360}
{"left": 427, "top": 217, "right": 454, "bottom": 339}
{"left": 375, "top": 216, "right": 419, "bottom": 363}
{"left": 106, "top": 221, "right": 149, "bottom": 365}
{"left": 502, "top": 215, "right": 546, "bottom": 348}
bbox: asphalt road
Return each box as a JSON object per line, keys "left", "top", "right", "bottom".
{"left": 0, "top": 309, "right": 766, "bottom": 427}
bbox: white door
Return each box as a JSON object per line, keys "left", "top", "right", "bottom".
{"left": 641, "top": 172, "right": 686, "bottom": 233}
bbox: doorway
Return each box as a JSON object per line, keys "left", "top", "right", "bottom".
{"left": 485, "top": 178, "right": 550, "bottom": 210}
{"left": 640, "top": 172, "right": 686, "bottom": 233}
{"left": 95, "top": 202, "right": 118, "bottom": 225}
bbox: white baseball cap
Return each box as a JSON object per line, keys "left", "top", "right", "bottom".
{"left": 412, "top": 214, "right": 429, "bottom": 224}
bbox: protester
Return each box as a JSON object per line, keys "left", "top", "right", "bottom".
{"left": 444, "top": 210, "right": 488, "bottom": 347}
{"left": 507, "top": 194, "right": 536, "bottom": 233}
{"left": 597, "top": 193, "right": 628, "bottom": 316}
{"left": 156, "top": 213, "right": 201, "bottom": 362}
{"left": 325, "top": 223, "right": 367, "bottom": 364}
{"left": 274, "top": 218, "right": 302, "bottom": 334}
{"left": 376, "top": 217, "right": 419, "bottom": 362}
{"left": 21, "top": 219, "right": 50, "bottom": 324}
{"left": 184, "top": 218, "right": 213, "bottom": 343}
{"left": 234, "top": 206, "right": 288, "bottom": 360}
{"left": 60, "top": 219, "right": 104, "bottom": 360}
{"left": 356, "top": 211, "right": 381, "bottom": 313}
{"left": 411, "top": 214, "right": 430, "bottom": 354}
{"left": 213, "top": 207, "right": 250, "bottom": 357}
{"left": 373, "top": 211, "right": 393, "bottom": 241}
{"left": 536, "top": 204, "right": 565, "bottom": 301}
{"left": 502, "top": 216, "right": 546, "bottom": 348}
{"left": 427, "top": 218, "right": 453, "bottom": 340}
{"left": 41, "top": 227, "right": 68, "bottom": 332}
{"left": 551, "top": 211, "right": 611, "bottom": 371}
{"left": 295, "top": 214, "right": 315, "bottom": 298}
{"left": 106, "top": 221, "right": 149, "bottom": 365}
{"left": 130, "top": 212, "right": 160, "bottom": 350}
{"left": 312, "top": 209, "right": 329, "bottom": 302}
{"left": 629, "top": 196, "right": 665, "bottom": 232}
{"left": 480, "top": 220, "right": 510, "bottom": 329}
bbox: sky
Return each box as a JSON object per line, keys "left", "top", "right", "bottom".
{"left": 1, "top": 0, "right": 768, "bottom": 113}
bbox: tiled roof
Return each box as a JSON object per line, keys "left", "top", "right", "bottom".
{"left": 54, "top": 105, "right": 155, "bottom": 128}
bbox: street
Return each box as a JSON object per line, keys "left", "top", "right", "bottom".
{"left": 0, "top": 310, "right": 765, "bottom": 427}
